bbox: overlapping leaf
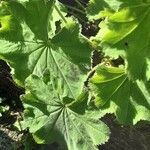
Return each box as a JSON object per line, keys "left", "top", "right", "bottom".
{"left": 0, "top": 1, "right": 112, "bottom": 148}
{"left": 86, "top": 0, "right": 123, "bottom": 20}
{"left": 87, "top": 0, "right": 150, "bottom": 80}
{"left": 87, "top": 0, "right": 149, "bottom": 20}
{"left": 21, "top": 75, "right": 110, "bottom": 150}
{"left": 90, "top": 65, "right": 150, "bottom": 124}
{"left": 0, "top": 0, "right": 92, "bottom": 101}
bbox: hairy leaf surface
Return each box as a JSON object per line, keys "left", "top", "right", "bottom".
{"left": 0, "top": 0, "right": 92, "bottom": 100}
{"left": 21, "top": 75, "right": 110, "bottom": 150}
{"left": 90, "top": 66, "right": 150, "bottom": 124}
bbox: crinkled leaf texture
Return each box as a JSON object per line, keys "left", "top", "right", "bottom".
{"left": 21, "top": 75, "right": 110, "bottom": 150}
{"left": 90, "top": 65, "right": 150, "bottom": 124}
{"left": 0, "top": 1, "right": 110, "bottom": 149}
{"left": 87, "top": 0, "right": 150, "bottom": 80}
{"left": 0, "top": 0, "right": 91, "bottom": 91}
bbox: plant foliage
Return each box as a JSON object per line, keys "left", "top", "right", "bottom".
{"left": 90, "top": 65, "right": 150, "bottom": 124}
{"left": 0, "top": 0, "right": 150, "bottom": 149}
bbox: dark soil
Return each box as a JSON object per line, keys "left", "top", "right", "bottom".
{"left": 0, "top": 60, "right": 24, "bottom": 110}
{"left": 101, "top": 115, "right": 150, "bottom": 150}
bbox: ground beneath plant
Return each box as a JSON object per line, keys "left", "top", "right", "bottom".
{"left": 1, "top": 113, "right": 150, "bottom": 150}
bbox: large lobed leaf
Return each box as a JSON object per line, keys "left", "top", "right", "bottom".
{"left": 0, "top": 1, "right": 111, "bottom": 149}
{"left": 21, "top": 75, "right": 110, "bottom": 150}
{"left": 87, "top": 0, "right": 150, "bottom": 80}
{"left": 0, "top": 0, "right": 91, "bottom": 89}
{"left": 0, "top": 0, "right": 92, "bottom": 102}
{"left": 90, "top": 65, "right": 150, "bottom": 124}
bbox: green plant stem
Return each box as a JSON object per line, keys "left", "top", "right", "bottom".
{"left": 54, "top": 3, "right": 93, "bottom": 48}
{"left": 18, "top": 112, "right": 23, "bottom": 131}
{"left": 54, "top": 4, "right": 67, "bottom": 24}
{"left": 75, "top": 0, "right": 85, "bottom": 11}
{"left": 63, "top": 3, "right": 85, "bottom": 14}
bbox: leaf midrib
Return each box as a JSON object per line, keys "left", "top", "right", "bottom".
{"left": 24, "top": 40, "right": 76, "bottom": 99}
{"left": 49, "top": 48, "right": 76, "bottom": 99}
{"left": 65, "top": 109, "right": 95, "bottom": 150}
{"left": 100, "top": 75, "right": 128, "bottom": 106}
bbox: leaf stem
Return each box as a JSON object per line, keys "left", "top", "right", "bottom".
{"left": 75, "top": 0, "right": 85, "bottom": 11}
{"left": 18, "top": 112, "right": 23, "bottom": 131}
{"left": 63, "top": 3, "right": 85, "bottom": 14}
{"left": 54, "top": 4, "right": 67, "bottom": 24}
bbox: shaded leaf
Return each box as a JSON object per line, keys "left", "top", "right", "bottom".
{"left": 90, "top": 65, "right": 150, "bottom": 124}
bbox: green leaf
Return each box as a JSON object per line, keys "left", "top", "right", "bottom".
{"left": 88, "top": 0, "right": 150, "bottom": 80}
{"left": 86, "top": 0, "right": 150, "bottom": 20}
{"left": 0, "top": 106, "right": 9, "bottom": 117}
{"left": 21, "top": 75, "right": 110, "bottom": 149}
{"left": 0, "top": 97, "right": 9, "bottom": 117}
{"left": 90, "top": 65, "right": 150, "bottom": 124}
{"left": 0, "top": 1, "right": 23, "bottom": 41}
{"left": 86, "top": 0, "right": 123, "bottom": 20}
{"left": 0, "top": 0, "right": 91, "bottom": 96}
